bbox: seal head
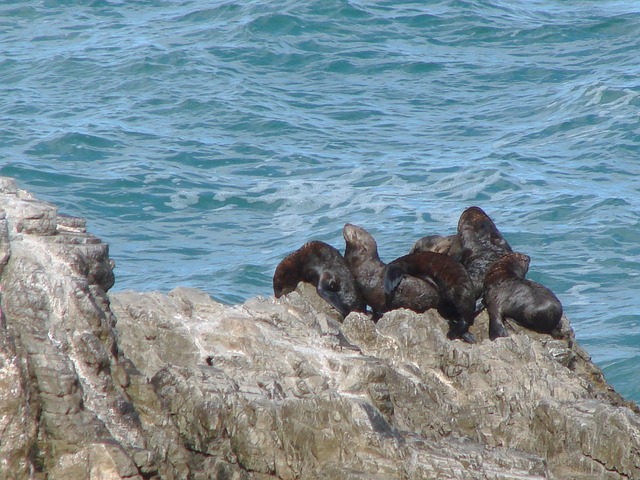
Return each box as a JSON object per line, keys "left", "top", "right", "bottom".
{"left": 483, "top": 252, "right": 563, "bottom": 340}
{"left": 273, "top": 241, "right": 366, "bottom": 317}
{"left": 410, "top": 234, "right": 463, "bottom": 262}
{"left": 457, "top": 206, "right": 513, "bottom": 299}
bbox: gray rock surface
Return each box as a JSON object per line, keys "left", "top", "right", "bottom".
{"left": 0, "top": 176, "right": 639, "bottom": 479}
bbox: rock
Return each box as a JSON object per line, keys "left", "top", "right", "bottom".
{"left": 0, "top": 179, "right": 189, "bottom": 479}
{"left": 0, "top": 176, "right": 639, "bottom": 479}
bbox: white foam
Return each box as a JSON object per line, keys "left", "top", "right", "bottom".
{"left": 213, "top": 190, "right": 235, "bottom": 202}
{"left": 165, "top": 190, "right": 200, "bottom": 209}
{"left": 585, "top": 85, "right": 607, "bottom": 106}
{"left": 566, "top": 282, "right": 601, "bottom": 306}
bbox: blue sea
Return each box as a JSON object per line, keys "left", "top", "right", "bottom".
{"left": 1, "top": 0, "right": 639, "bottom": 403}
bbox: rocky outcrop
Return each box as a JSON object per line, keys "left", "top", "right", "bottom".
{"left": 0, "top": 176, "right": 638, "bottom": 479}
{"left": 0, "top": 177, "right": 189, "bottom": 479}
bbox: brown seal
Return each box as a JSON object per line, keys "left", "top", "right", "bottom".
{"left": 483, "top": 252, "right": 563, "bottom": 340}
{"left": 273, "top": 240, "right": 366, "bottom": 317}
{"left": 388, "top": 251, "right": 476, "bottom": 343}
{"left": 457, "top": 206, "right": 513, "bottom": 299}
{"left": 410, "top": 234, "right": 463, "bottom": 261}
{"left": 342, "top": 224, "right": 439, "bottom": 320}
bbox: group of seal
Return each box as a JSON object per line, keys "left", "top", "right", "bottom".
{"left": 273, "top": 206, "right": 563, "bottom": 343}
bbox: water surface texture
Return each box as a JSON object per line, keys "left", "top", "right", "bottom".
{"left": 1, "top": 0, "right": 639, "bottom": 402}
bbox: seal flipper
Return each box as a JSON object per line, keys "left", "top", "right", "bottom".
{"left": 447, "top": 321, "right": 477, "bottom": 344}
{"left": 487, "top": 304, "right": 509, "bottom": 340}
{"left": 384, "top": 264, "right": 407, "bottom": 308}
{"left": 489, "top": 318, "right": 509, "bottom": 340}
{"left": 461, "top": 331, "right": 477, "bottom": 344}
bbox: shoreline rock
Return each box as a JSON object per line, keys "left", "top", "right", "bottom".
{"left": 0, "top": 176, "right": 638, "bottom": 479}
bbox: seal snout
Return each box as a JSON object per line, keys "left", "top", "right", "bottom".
{"left": 343, "top": 223, "right": 375, "bottom": 254}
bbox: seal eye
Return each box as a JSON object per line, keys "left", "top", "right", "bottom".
{"left": 327, "top": 279, "right": 339, "bottom": 292}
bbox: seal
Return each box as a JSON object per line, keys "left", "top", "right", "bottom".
{"left": 410, "top": 234, "right": 463, "bottom": 261}
{"left": 273, "top": 240, "right": 366, "bottom": 317}
{"left": 457, "top": 206, "right": 513, "bottom": 300}
{"left": 387, "top": 251, "right": 476, "bottom": 343}
{"left": 483, "top": 252, "right": 563, "bottom": 340}
{"left": 342, "top": 223, "right": 439, "bottom": 320}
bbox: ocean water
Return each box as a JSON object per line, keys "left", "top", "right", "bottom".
{"left": 1, "top": 0, "right": 639, "bottom": 403}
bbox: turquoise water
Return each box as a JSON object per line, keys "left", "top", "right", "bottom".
{"left": 1, "top": 0, "right": 639, "bottom": 403}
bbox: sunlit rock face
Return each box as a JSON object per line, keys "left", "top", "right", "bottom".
{"left": 1, "top": 176, "right": 638, "bottom": 479}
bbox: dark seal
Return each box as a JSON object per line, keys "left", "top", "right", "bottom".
{"left": 457, "top": 206, "right": 513, "bottom": 300}
{"left": 342, "top": 224, "right": 439, "bottom": 320}
{"left": 387, "top": 251, "right": 477, "bottom": 343}
{"left": 273, "top": 240, "right": 366, "bottom": 317}
{"left": 483, "top": 252, "right": 563, "bottom": 340}
{"left": 410, "top": 234, "right": 463, "bottom": 261}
